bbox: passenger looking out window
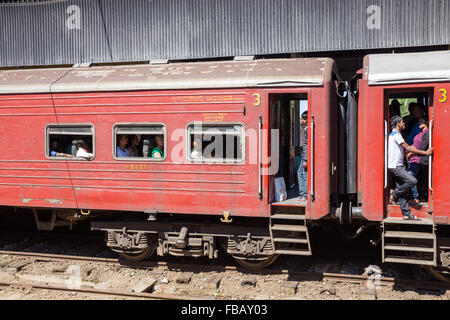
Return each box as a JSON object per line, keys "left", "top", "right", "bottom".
{"left": 127, "top": 135, "right": 139, "bottom": 157}
{"left": 117, "top": 134, "right": 130, "bottom": 157}
{"left": 388, "top": 116, "right": 432, "bottom": 220}
{"left": 191, "top": 138, "right": 203, "bottom": 159}
{"left": 50, "top": 139, "right": 73, "bottom": 158}
{"left": 186, "top": 123, "right": 244, "bottom": 162}
{"left": 46, "top": 124, "right": 94, "bottom": 160}
{"left": 113, "top": 124, "right": 166, "bottom": 160}
{"left": 151, "top": 135, "right": 164, "bottom": 158}
{"left": 76, "top": 139, "right": 94, "bottom": 160}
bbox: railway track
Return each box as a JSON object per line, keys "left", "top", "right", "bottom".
{"left": 1, "top": 227, "right": 448, "bottom": 300}
{"left": 1, "top": 249, "right": 449, "bottom": 293}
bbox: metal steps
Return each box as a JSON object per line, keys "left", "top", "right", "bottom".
{"left": 384, "top": 245, "right": 435, "bottom": 253}
{"left": 274, "top": 249, "right": 312, "bottom": 256}
{"left": 382, "top": 218, "right": 436, "bottom": 266}
{"left": 384, "top": 231, "right": 435, "bottom": 240}
{"left": 384, "top": 257, "right": 436, "bottom": 266}
{"left": 273, "top": 238, "right": 308, "bottom": 244}
{"left": 271, "top": 224, "right": 307, "bottom": 232}
{"left": 270, "top": 212, "right": 311, "bottom": 256}
{"left": 270, "top": 214, "right": 306, "bottom": 220}
{"left": 383, "top": 217, "right": 434, "bottom": 225}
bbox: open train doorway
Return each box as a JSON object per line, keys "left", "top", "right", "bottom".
{"left": 384, "top": 88, "right": 434, "bottom": 219}
{"left": 269, "top": 93, "right": 309, "bottom": 207}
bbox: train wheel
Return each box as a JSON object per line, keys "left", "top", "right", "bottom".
{"left": 118, "top": 246, "right": 156, "bottom": 262}
{"left": 424, "top": 266, "right": 450, "bottom": 284}
{"left": 231, "top": 254, "right": 279, "bottom": 270}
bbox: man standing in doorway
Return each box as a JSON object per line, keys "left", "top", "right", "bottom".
{"left": 388, "top": 116, "right": 433, "bottom": 220}
{"left": 297, "top": 111, "right": 308, "bottom": 203}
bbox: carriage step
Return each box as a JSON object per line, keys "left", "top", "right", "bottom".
{"left": 273, "top": 238, "right": 308, "bottom": 244}
{"left": 275, "top": 249, "right": 312, "bottom": 256}
{"left": 383, "top": 217, "right": 434, "bottom": 225}
{"left": 271, "top": 214, "right": 305, "bottom": 220}
{"left": 382, "top": 217, "right": 436, "bottom": 266}
{"left": 384, "top": 231, "right": 435, "bottom": 240}
{"left": 384, "top": 245, "right": 435, "bottom": 253}
{"left": 384, "top": 257, "right": 435, "bottom": 266}
{"left": 271, "top": 224, "right": 306, "bottom": 232}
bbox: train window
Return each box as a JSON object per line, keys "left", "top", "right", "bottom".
{"left": 187, "top": 123, "right": 245, "bottom": 163}
{"left": 46, "top": 124, "right": 95, "bottom": 160}
{"left": 113, "top": 123, "right": 166, "bottom": 161}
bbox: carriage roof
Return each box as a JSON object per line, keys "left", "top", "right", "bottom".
{"left": 0, "top": 58, "right": 335, "bottom": 94}
{"left": 365, "top": 50, "right": 450, "bottom": 85}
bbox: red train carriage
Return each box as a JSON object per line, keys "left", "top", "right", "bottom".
{"left": 0, "top": 58, "right": 338, "bottom": 268}
{"left": 356, "top": 51, "right": 450, "bottom": 275}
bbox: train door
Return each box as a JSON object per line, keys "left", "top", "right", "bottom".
{"left": 384, "top": 87, "right": 434, "bottom": 219}
{"left": 432, "top": 84, "right": 450, "bottom": 223}
{"left": 268, "top": 93, "right": 308, "bottom": 207}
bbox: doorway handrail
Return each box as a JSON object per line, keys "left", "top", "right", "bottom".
{"left": 310, "top": 116, "right": 315, "bottom": 200}
{"left": 384, "top": 120, "right": 388, "bottom": 189}
{"left": 258, "top": 116, "right": 263, "bottom": 199}
{"left": 429, "top": 119, "right": 434, "bottom": 192}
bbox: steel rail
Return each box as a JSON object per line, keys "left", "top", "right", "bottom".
{"left": 0, "top": 280, "right": 203, "bottom": 300}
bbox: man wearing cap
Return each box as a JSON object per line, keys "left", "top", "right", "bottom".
{"left": 388, "top": 115, "right": 433, "bottom": 220}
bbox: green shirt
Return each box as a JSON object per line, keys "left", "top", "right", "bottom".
{"left": 151, "top": 147, "right": 164, "bottom": 158}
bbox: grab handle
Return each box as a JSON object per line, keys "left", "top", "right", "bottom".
{"left": 258, "top": 116, "right": 262, "bottom": 199}
{"left": 384, "top": 120, "right": 388, "bottom": 189}
{"left": 310, "top": 117, "right": 315, "bottom": 200}
{"left": 429, "top": 119, "right": 434, "bottom": 192}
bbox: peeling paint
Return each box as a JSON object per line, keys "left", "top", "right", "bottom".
{"left": 21, "top": 198, "right": 33, "bottom": 204}
{"left": 44, "top": 199, "right": 64, "bottom": 205}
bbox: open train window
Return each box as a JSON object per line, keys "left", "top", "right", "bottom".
{"left": 186, "top": 123, "right": 245, "bottom": 163}
{"left": 46, "top": 124, "right": 95, "bottom": 160}
{"left": 113, "top": 123, "right": 166, "bottom": 161}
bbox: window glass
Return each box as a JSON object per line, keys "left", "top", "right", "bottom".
{"left": 46, "top": 124, "right": 94, "bottom": 160}
{"left": 113, "top": 123, "right": 166, "bottom": 160}
{"left": 187, "top": 123, "right": 244, "bottom": 162}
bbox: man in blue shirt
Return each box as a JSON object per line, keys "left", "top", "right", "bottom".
{"left": 117, "top": 135, "right": 130, "bottom": 157}
{"left": 50, "top": 140, "right": 72, "bottom": 158}
{"left": 406, "top": 103, "right": 425, "bottom": 145}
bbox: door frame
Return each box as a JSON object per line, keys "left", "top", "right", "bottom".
{"left": 382, "top": 86, "right": 435, "bottom": 217}
{"left": 265, "top": 89, "right": 311, "bottom": 206}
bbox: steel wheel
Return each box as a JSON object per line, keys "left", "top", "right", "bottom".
{"left": 424, "top": 266, "right": 450, "bottom": 284}
{"left": 118, "top": 246, "right": 156, "bottom": 262}
{"left": 231, "top": 254, "right": 279, "bottom": 270}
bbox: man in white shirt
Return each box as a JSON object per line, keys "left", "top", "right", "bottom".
{"left": 388, "top": 116, "right": 432, "bottom": 220}
{"left": 75, "top": 140, "right": 94, "bottom": 160}
{"left": 190, "top": 138, "right": 203, "bottom": 160}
